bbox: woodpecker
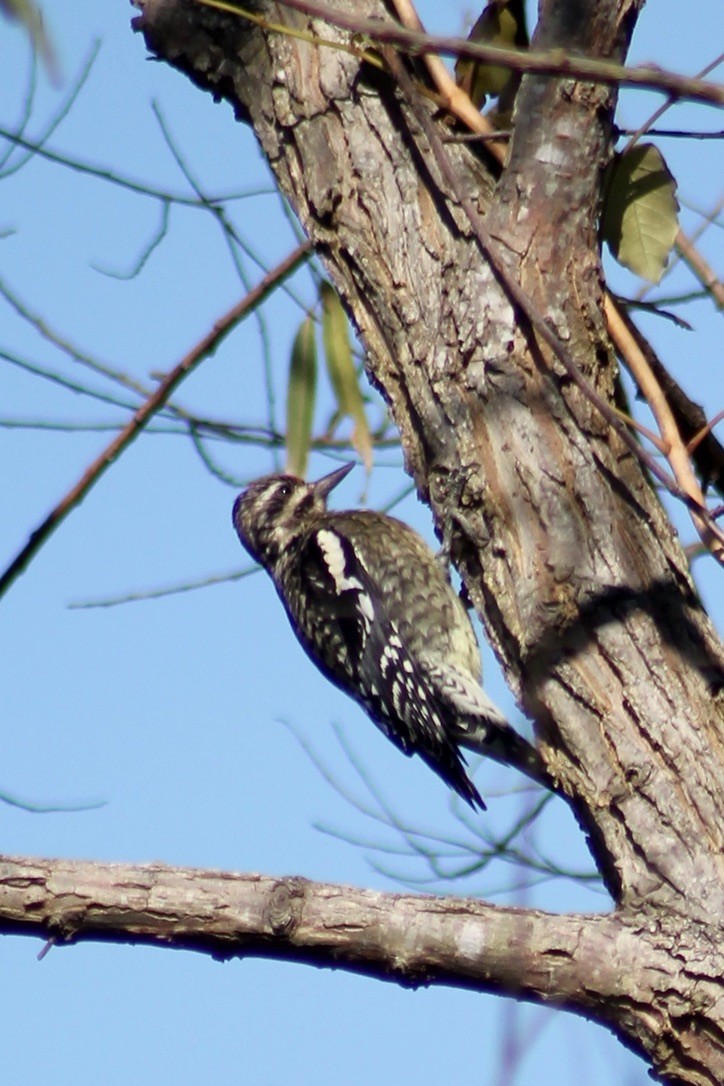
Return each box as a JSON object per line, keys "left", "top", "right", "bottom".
{"left": 232, "top": 462, "right": 548, "bottom": 810}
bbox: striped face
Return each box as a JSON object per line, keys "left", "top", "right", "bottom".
{"left": 233, "top": 463, "right": 354, "bottom": 570}
{"left": 232, "top": 474, "right": 323, "bottom": 569}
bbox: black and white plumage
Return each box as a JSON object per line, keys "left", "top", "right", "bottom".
{"left": 232, "top": 462, "right": 547, "bottom": 810}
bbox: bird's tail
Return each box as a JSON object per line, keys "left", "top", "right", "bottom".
{"left": 454, "top": 718, "right": 554, "bottom": 792}
{"left": 434, "top": 664, "right": 555, "bottom": 792}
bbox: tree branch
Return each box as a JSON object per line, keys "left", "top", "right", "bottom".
{"left": 232, "top": 0, "right": 724, "bottom": 106}
{"left": 2, "top": 852, "right": 722, "bottom": 1081}
{"left": 0, "top": 240, "right": 311, "bottom": 601}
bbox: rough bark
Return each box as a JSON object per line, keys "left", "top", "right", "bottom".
{"left": 5, "top": 1, "right": 721, "bottom": 1082}
{"left": 2, "top": 854, "right": 722, "bottom": 1083}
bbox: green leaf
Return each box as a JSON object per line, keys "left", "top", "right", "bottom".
{"left": 285, "top": 316, "right": 317, "bottom": 478}
{"left": 455, "top": 0, "right": 528, "bottom": 110}
{"left": 320, "top": 282, "right": 372, "bottom": 472}
{"left": 601, "top": 143, "right": 679, "bottom": 284}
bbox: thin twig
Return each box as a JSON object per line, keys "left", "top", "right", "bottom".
{"left": 0, "top": 124, "right": 269, "bottom": 205}
{"left": 270, "top": 0, "right": 724, "bottom": 106}
{"left": 620, "top": 51, "right": 724, "bottom": 155}
{"left": 0, "top": 241, "right": 312, "bottom": 600}
{"left": 674, "top": 227, "right": 724, "bottom": 310}
{"left": 0, "top": 42, "right": 101, "bottom": 179}
{"left": 611, "top": 295, "right": 724, "bottom": 498}
{"left": 604, "top": 296, "right": 723, "bottom": 559}
{"left": 68, "top": 565, "right": 257, "bottom": 609}
{"left": 151, "top": 100, "right": 279, "bottom": 446}
{"left": 617, "top": 127, "right": 724, "bottom": 140}
{"left": 688, "top": 409, "right": 724, "bottom": 456}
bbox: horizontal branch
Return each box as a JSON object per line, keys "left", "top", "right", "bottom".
{"left": 0, "top": 852, "right": 615, "bottom": 994}
{"left": 4, "top": 847, "right": 722, "bottom": 1079}
{"left": 6, "top": 849, "right": 722, "bottom": 1083}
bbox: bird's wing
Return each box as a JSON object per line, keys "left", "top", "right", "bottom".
{"left": 297, "top": 526, "right": 485, "bottom": 809}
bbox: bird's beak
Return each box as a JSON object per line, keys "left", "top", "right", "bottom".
{"left": 313, "top": 462, "right": 355, "bottom": 498}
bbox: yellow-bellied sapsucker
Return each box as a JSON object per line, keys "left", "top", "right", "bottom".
{"left": 232, "top": 463, "right": 548, "bottom": 810}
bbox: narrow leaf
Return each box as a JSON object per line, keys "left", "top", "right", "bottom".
{"left": 285, "top": 316, "right": 317, "bottom": 477}
{"left": 0, "top": 0, "right": 58, "bottom": 78}
{"left": 320, "top": 282, "right": 373, "bottom": 472}
{"left": 601, "top": 143, "right": 679, "bottom": 284}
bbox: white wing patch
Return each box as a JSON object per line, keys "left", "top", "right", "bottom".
{"left": 380, "top": 635, "right": 403, "bottom": 675}
{"left": 316, "top": 528, "right": 374, "bottom": 622}
{"left": 316, "top": 528, "right": 346, "bottom": 585}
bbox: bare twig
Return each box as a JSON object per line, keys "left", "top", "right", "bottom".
{"left": 608, "top": 304, "right": 724, "bottom": 497}
{"left": 269, "top": 0, "right": 724, "bottom": 106}
{"left": 619, "top": 51, "right": 724, "bottom": 154}
{"left": 617, "top": 127, "right": 724, "bottom": 140}
{"left": 0, "top": 241, "right": 312, "bottom": 600}
{"left": 0, "top": 124, "right": 267, "bottom": 205}
{"left": 688, "top": 409, "right": 724, "bottom": 456}
{"left": 67, "top": 565, "right": 257, "bottom": 609}
{"left": 674, "top": 227, "right": 724, "bottom": 309}
{"left": 604, "top": 296, "right": 723, "bottom": 559}
{"left": 0, "top": 790, "right": 105, "bottom": 814}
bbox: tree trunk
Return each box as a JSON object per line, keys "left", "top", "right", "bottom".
{"left": 37, "top": 0, "right": 716, "bottom": 1080}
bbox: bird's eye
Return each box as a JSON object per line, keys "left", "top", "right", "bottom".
{"left": 277, "top": 482, "right": 292, "bottom": 498}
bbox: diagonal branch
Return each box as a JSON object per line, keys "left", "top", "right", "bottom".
{"left": 604, "top": 296, "right": 724, "bottom": 545}
{"left": 675, "top": 226, "right": 724, "bottom": 310}
{"left": 0, "top": 241, "right": 311, "bottom": 601}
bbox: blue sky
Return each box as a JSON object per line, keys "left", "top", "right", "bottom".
{"left": 1, "top": 2, "right": 721, "bottom": 1083}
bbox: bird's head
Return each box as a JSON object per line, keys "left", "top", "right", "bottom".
{"left": 232, "top": 462, "right": 354, "bottom": 569}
